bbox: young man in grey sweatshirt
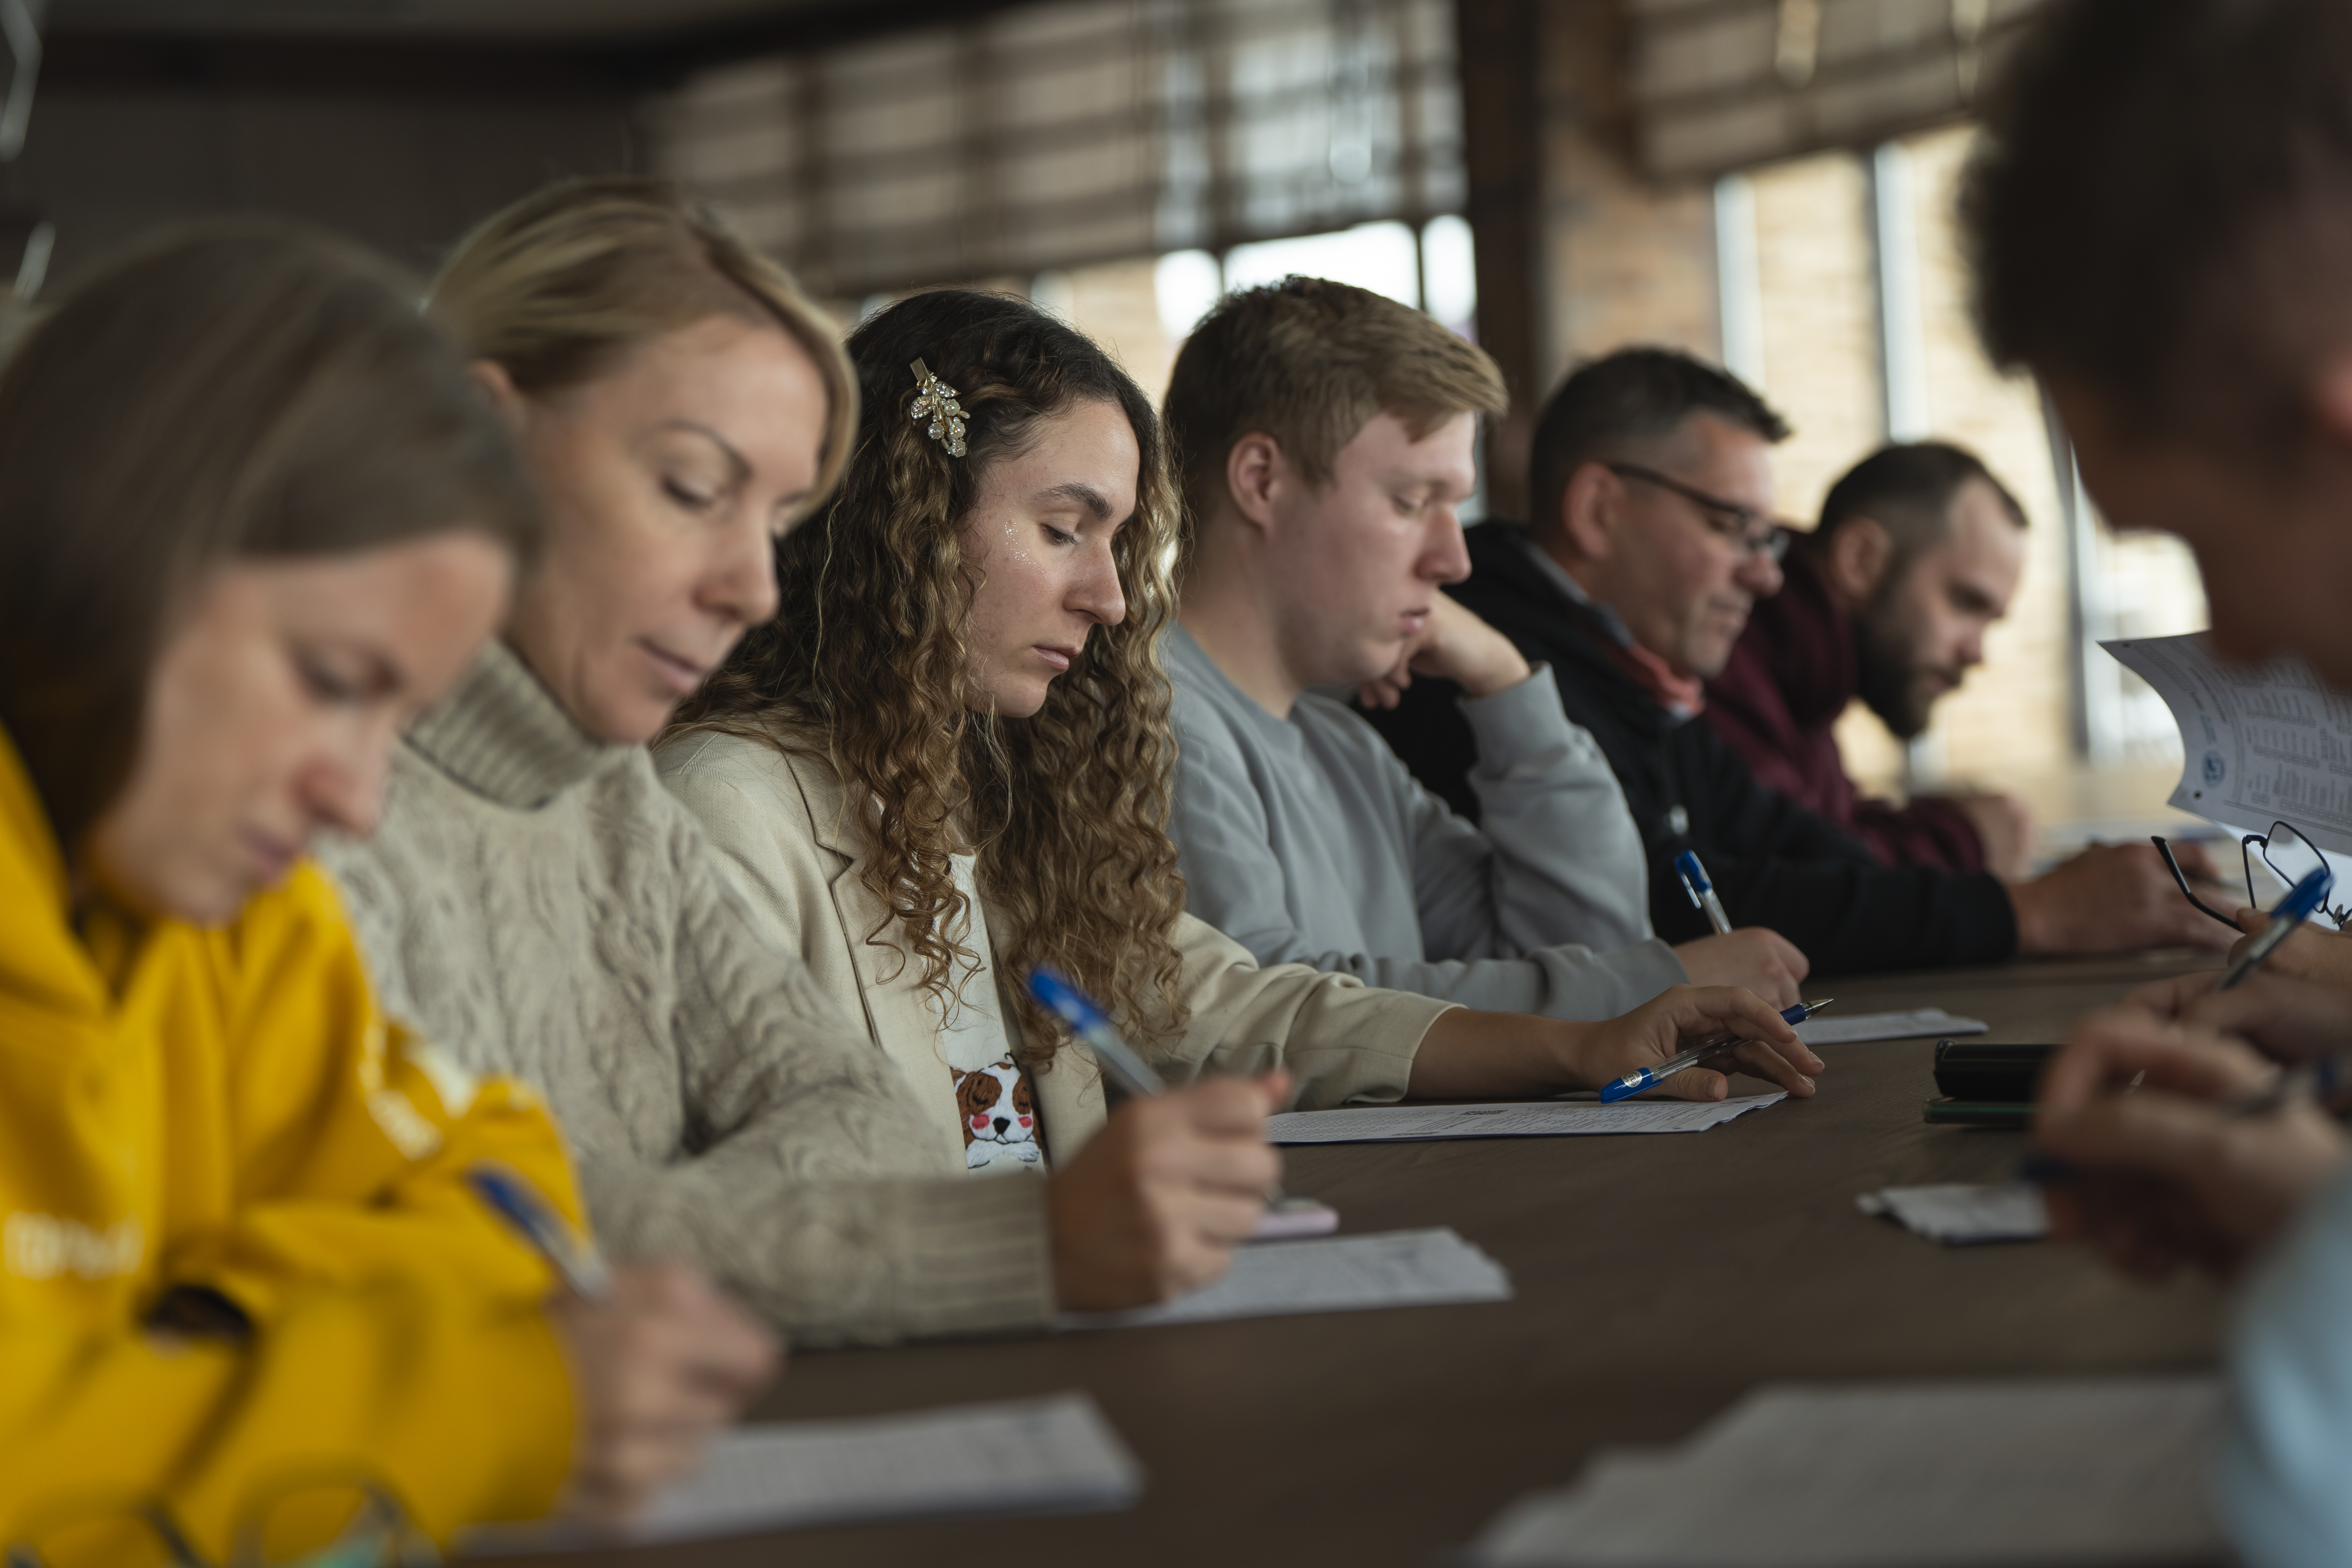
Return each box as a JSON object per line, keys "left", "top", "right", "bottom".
{"left": 1160, "top": 277, "right": 1809, "bottom": 1019}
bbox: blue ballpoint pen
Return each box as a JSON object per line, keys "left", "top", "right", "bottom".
{"left": 1675, "top": 849, "right": 1735, "bottom": 936}
{"left": 465, "top": 1161, "right": 613, "bottom": 1299}
{"left": 1598, "top": 998, "right": 1833, "bottom": 1104}
{"left": 1027, "top": 964, "right": 1167, "bottom": 1098}
{"left": 1029, "top": 964, "right": 1328, "bottom": 1224}
{"left": 2218, "top": 863, "right": 2335, "bottom": 992}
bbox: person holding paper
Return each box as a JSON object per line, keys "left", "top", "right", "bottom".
{"left": 655, "top": 290, "right": 1823, "bottom": 1236}
{"left": 1704, "top": 442, "right": 2038, "bottom": 879}
{"left": 1362, "top": 348, "right": 2236, "bottom": 973}
{"left": 0, "top": 225, "right": 771, "bottom": 1560}
{"left": 1967, "top": 2, "right": 2352, "bottom": 1562}
{"left": 1156, "top": 276, "right": 1806, "bottom": 1020}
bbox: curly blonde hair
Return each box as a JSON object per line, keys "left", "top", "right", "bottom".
{"left": 673, "top": 290, "right": 1189, "bottom": 1065}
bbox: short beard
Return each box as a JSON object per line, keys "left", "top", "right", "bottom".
{"left": 1852, "top": 591, "right": 1935, "bottom": 741}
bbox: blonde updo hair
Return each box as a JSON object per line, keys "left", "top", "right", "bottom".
{"left": 428, "top": 175, "right": 858, "bottom": 520}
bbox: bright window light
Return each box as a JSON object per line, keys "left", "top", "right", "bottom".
{"left": 1421, "top": 214, "right": 1477, "bottom": 331}
{"left": 1221, "top": 220, "right": 1420, "bottom": 309}
{"left": 1154, "top": 250, "right": 1223, "bottom": 340}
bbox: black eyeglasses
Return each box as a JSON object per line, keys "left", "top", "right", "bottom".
{"left": 1604, "top": 462, "right": 1790, "bottom": 561}
{"left": 2152, "top": 818, "right": 2349, "bottom": 930}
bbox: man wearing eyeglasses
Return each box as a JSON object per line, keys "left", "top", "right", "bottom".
{"left": 1363, "top": 346, "right": 2234, "bottom": 973}
{"left": 1704, "top": 441, "right": 2037, "bottom": 879}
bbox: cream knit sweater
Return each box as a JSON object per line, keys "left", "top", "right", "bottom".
{"left": 316, "top": 641, "right": 1056, "bottom": 1346}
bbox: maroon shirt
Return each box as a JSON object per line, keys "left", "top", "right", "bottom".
{"left": 1703, "top": 545, "right": 1986, "bottom": 874}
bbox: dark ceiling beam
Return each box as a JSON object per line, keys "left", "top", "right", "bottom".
{"left": 41, "top": 0, "right": 1041, "bottom": 98}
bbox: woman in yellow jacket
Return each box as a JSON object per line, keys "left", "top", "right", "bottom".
{"left": 0, "top": 224, "right": 773, "bottom": 1563}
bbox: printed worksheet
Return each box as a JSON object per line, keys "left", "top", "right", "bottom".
{"left": 645, "top": 1394, "right": 1138, "bottom": 1541}
{"left": 1060, "top": 1226, "right": 1511, "bottom": 1330}
{"left": 1797, "top": 1008, "right": 1987, "bottom": 1046}
{"left": 1471, "top": 1375, "right": 2224, "bottom": 1565}
{"left": 1264, "top": 1093, "right": 1786, "bottom": 1145}
{"left": 2106, "top": 631, "right": 2352, "bottom": 853}
{"left": 1856, "top": 1183, "right": 2050, "bottom": 1245}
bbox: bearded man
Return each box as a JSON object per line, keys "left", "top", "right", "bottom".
{"left": 1703, "top": 442, "right": 2036, "bottom": 878}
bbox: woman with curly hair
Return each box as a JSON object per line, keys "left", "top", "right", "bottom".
{"left": 322, "top": 177, "right": 1275, "bottom": 1337}
{"left": 657, "top": 289, "right": 1820, "bottom": 1280}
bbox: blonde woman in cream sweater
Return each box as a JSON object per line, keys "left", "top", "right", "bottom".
{"left": 655, "top": 291, "right": 1821, "bottom": 1211}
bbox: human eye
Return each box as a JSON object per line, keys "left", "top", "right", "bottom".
{"left": 1041, "top": 521, "right": 1078, "bottom": 548}
{"left": 294, "top": 648, "right": 363, "bottom": 705}
{"left": 662, "top": 475, "right": 719, "bottom": 512}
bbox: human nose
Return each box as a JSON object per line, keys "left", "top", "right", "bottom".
{"left": 1421, "top": 506, "right": 1471, "bottom": 585}
{"left": 1071, "top": 538, "right": 1126, "bottom": 627}
{"left": 1735, "top": 545, "right": 1783, "bottom": 597}
{"left": 302, "top": 716, "right": 396, "bottom": 839}
{"left": 701, "top": 510, "right": 782, "bottom": 630}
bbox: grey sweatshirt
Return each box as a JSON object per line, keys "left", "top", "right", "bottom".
{"left": 1165, "top": 624, "right": 1686, "bottom": 1020}
{"left": 316, "top": 641, "right": 1056, "bottom": 1347}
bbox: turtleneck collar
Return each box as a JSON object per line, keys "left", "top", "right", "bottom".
{"left": 403, "top": 637, "right": 634, "bottom": 810}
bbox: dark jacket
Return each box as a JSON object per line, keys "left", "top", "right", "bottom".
{"left": 1703, "top": 544, "right": 1987, "bottom": 874}
{"left": 1359, "top": 522, "right": 2017, "bottom": 975}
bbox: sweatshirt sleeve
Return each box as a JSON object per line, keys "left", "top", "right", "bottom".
{"left": 0, "top": 869, "right": 577, "bottom": 1557}
{"left": 1426, "top": 664, "right": 1658, "bottom": 955}
{"left": 1171, "top": 687, "right": 1686, "bottom": 1022}
{"left": 603, "top": 762, "right": 1056, "bottom": 1348}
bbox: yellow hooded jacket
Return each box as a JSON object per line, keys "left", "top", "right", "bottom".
{"left": 0, "top": 725, "right": 582, "bottom": 1558}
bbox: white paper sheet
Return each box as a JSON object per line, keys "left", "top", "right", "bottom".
{"left": 1472, "top": 1375, "right": 2225, "bottom": 1566}
{"left": 2105, "top": 631, "right": 2352, "bottom": 855}
{"left": 465, "top": 1393, "right": 1141, "bottom": 1551}
{"left": 1856, "top": 1182, "right": 2049, "bottom": 1244}
{"left": 1060, "top": 1226, "right": 1510, "bottom": 1330}
{"left": 1264, "top": 1093, "right": 1786, "bottom": 1145}
{"left": 1797, "top": 1008, "right": 1988, "bottom": 1045}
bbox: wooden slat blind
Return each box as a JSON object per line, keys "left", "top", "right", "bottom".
{"left": 652, "top": 0, "right": 1465, "bottom": 299}
{"left": 1628, "top": 0, "right": 2050, "bottom": 180}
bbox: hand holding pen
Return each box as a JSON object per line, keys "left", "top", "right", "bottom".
{"left": 1024, "top": 966, "right": 1303, "bottom": 1310}
{"left": 2029, "top": 868, "right": 2352, "bottom": 1280}
{"left": 468, "top": 1163, "right": 778, "bottom": 1523}
{"left": 1572, "top": 985, "right": 1825, "bottom": 1104}
{"left": 1601, "top": 999, "right": 1833, "bottom": 1102}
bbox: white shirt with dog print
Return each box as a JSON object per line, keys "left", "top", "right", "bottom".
{"left": 940, "top": 855, "right": 1046, "bottom": 1176}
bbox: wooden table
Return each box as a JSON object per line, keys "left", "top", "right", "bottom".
{"left": 567, "top": 952, "right": 2229, "bottom": 1568}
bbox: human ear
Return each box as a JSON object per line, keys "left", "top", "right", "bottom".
{"left": 1824, "top": 517, "right": 1893, "bottom": 602}
{"left": 467, "top": 358, "right": 529, "bottom": 432}
{"left": 1557, "top": 461, "right": 1618, "bottom": 561}
{"left": 1223, "top": 432, "right": 1285, "bottom": 535}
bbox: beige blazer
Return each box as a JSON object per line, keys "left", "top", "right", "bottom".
{"left": 653, "top": 725, "right": 1457, "bottom": 1169}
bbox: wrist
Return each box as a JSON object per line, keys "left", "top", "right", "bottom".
{"left": 2005, "top": 878, "right": 2052, "bottom": 954}
{"left": 1455, "top": 646, "right": 1534, "bottom": 700}
{"left": 1544, "top": 1020, "right": 1601, "bottom": 1090}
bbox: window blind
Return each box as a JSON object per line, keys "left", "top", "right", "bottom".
{"left": 1628, "top": 0, "right": 2049, "bottom": 181}
{"left": 651, "top": 0, "right": 1465, "bottom": 299}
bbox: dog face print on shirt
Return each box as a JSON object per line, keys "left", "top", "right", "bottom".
{"left": 952, "top": 1056, "right": 1042, "bottom": 1171}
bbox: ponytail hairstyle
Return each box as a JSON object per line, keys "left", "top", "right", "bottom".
{"left": 676, "top": 290, "right": 1190, "bottom": 1062}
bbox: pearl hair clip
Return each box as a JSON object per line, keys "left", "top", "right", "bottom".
{"left": 909, "top": 358, "right": 968, "bottom": 457}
